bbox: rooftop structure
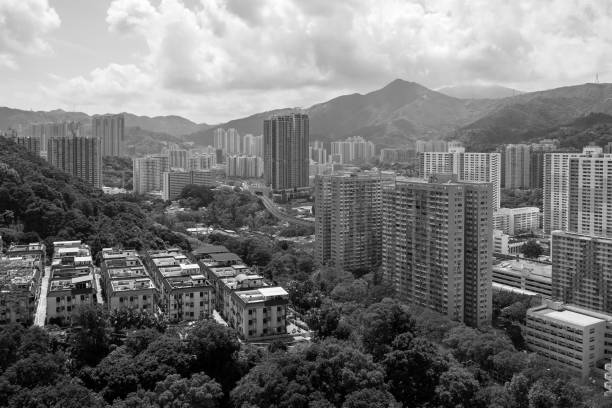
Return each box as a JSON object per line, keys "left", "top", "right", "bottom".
{"left": 0, "top": 257, "right": 42, "bottom": 324}
{"left": 492, "top": 259, "right": 551, "bottom": 297}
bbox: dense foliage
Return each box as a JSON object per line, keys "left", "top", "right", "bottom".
{"left": 102, "top": 156, "right": 133, "bottom": 190}
{"left": 501, "top": 188, "right": 543, "bottom": 209}
{"left": 0, "top": 138, "right": 190, "bottom": 256}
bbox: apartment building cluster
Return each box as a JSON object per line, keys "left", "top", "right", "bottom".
{"left": 193, "top": 245, "right": 289, "bottom": 340}
{"left": 9, "top": 115, "right": 125, "bottom": 188}
{"left": 0, "top": 243, "right": 46, "bottom": 324}
{"left": 496, "top": 140, "right": 559, "bottom": 189}
{"left": 133, "top": 146, "right": 224, "bottom": 198}
{"left": 315, "top": 171, "right": 493, "bottom": 329}
{"left": 46, "top": 241, "right": 97, "bottom": 323}
{"left": 330, "top": 136, "right": 375, "bottom": 164}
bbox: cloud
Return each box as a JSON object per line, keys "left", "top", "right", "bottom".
{"left": 45, "top": 0, "right": 612, "bottom": 122}
{"left": 0, "top": 0, "right": 60, "bottom": 67}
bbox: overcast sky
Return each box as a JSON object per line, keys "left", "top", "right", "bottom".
{"left": 1, "top": 0, "right": 612, "bottom": 124}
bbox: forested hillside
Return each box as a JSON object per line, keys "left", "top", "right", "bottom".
{"left": 0, "top": 137, "right": 189, "bottom": 256}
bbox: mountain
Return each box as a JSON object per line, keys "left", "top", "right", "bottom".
{"left": 188, "top": 80, "right": 497, "bottom": 148}
{"left": 437, "top": 84, "right": 521, "bottom": 99}
{"left": 454, "top": 83, "right": 612, "bottom": 150}
{"left": 122, "top": 113, "right": 210, "bottom": 137}
{"left": 0, "top": 107, "right": 209, "bottom": 139}
{"left": 0, "top": 107, "right": 90, "bottom": 131}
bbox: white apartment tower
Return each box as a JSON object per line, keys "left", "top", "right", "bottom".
{"left": 418, "top": 147, "right": 501, "bottom": 210}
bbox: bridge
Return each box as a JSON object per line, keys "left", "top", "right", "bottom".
{"left": 258, "top": 195, "right": 315, "bottom": 228}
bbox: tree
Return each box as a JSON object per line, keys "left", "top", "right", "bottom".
{"left": 113, "top": 373, "right": 223, "bottom": 408}
{"left": 520, "top": 240, "right": 544, "bottom": 259}
{"left": 0, "top": 324, "right": 25, "bottom": 373}
{"left": 7, "top": 380, "right": 105, "bottom": 408}
{"left": 433, "top": 364, "right": 480, "bottom": 408}
{"left": 382, "top": 333, "right": 449, "bottom": 407}
{"left": 68, "top": 305, "right": 111, "bottom": 367}
{"left": 2, "top": 353, "right": 65, "bottom": 389}
{"left": 360, "top": 298, "right": 416, "bottom": 360}
{"left": 341, "top": 389, "right": 398, "bottom": 408}
{"left": 527, "top": 380, "right": 557, "bottom": 408}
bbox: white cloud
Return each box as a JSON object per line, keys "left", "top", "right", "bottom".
{"left": 44, "top": 0, "right": 612, "bottom": 122}
{"left": 0, "top": 0, "right": 60, "bottom": 66}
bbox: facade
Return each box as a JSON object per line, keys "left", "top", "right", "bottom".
{"left": 263, "top": 113, "right": 310, "bottom": 191}
{"left": 164, "top": 148, "right": 189, "bottom": 170}
{"left": 93, "top": 114, "right": 125, "bottom": 157}
{"left": 188, "top": 153, "right": 217, "bottom": 171}
{"left": 214, "top": 128, "right": 242, "bottom": 155}
{"left": 418, "top": 148, "right": 501, "bottom": 210}
{"left": 543, "top": 147, "right": 601, "bottom": 233}
{"left": 382, "top": 175, "right": 493, "bottom": 327}
{"left": 0, "top": 256, "right": 42, "bottom": 324}
{"left": 310, "top": 141, "right": 328, "bottom": 164}
{"left": 494, "top": 207, "right": 540, "bottom": 235}
{"left": 492, "top": 259, "right": 552, "bottom": 297}
{"left": 493, "top": 229, "right": 527, "bottom": 255}
{"left": 47, "top": 136, "right": 102, "bottom": 188}
{"left": 46, "top": 241, "right": 96, "bottom": 323}
{"left": 568, "top": 153, "right": 612, "bottom": 238}
{"left": 379, "top": 148, "right": 416, "bottom": 164}
{"left": 415, "top": 140, "right": 448, "bottom": 153}
{"left": 144, "top": 249, "right": 214, "bottom": 322}
{"left": 330, "top": 136, "right": 375, "bottom": 164}
{"left": 525, "top": 301, "right": 612, "bottom": 379}
{"left": 227, "top": 155, "right": 263, "bottom": 178}
{"left": 228, "top": 286, "right": 289, "bottom": 340}
{"left": 551, "top": 231, "right": 612, "bottom": 314}
{"left": 314, "top": 172, "right": 394, "bottom": 271}
{"left": 15, "top": 136, "right": 41, "bottom": 156}
{"left": 133, "top": 154, "right": 170, "bottom": 194}
{"left": 7, "top": 242, "right": 46, "bottom": 267}
{"left": 243, "top": 134, "right": 263, "bottom": 157}
{"left": 500, "top": 144, "right": 531, "bottom": 189}
{"left": 162, "top": 170, "right": 215, "bottom": 200}
{"left": 100, "top": 248, "right": 156, "bottom": 313}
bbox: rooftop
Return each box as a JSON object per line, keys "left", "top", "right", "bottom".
{"left": 235, "top": 286, "right": 288, "bottom": 303}
{"left": 494, "top": 259, "right": 551, "bottom": 279}
{"left": 209, "top": 252, "right": 242, "bottom": 263}
{"left": 111, "top": 278, "right": 154, "bottom": 292}
{"left": 495, "top": 207, "right": 540, "bottom": 215}
{"left": 192, "top": 245, "right": 229, "bottom": 256}
{"left": 537, "top": 309, "right": 604, "bottom": 327}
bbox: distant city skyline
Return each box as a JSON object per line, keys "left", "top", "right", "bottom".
{"left": 1, "top": 0, "right": 612, "bottom": 123}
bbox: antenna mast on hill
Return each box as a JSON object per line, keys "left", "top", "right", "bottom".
{"left": 596, "top": 73, "right": 600, "bottom": 84}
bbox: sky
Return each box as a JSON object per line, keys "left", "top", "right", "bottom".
{"left": 1, "top": 0, "right": 612, "bottom": 124}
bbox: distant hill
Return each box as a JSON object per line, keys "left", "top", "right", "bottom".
{"left": 0, "top": 107, "right": 210, "bottom": 137}
{"left": 122, "top": 113, "right": 210, "bottom": 137}
{"left": 454, "top": 83, "right": 612, "bottom": 151}
{"left": 437, "top": 84, "right": 521, "bottom": 99}
{"left": 188, "top": 80, "right": 496, "bottom": 148}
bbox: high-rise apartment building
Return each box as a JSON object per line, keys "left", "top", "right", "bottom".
{"left": 213, "top": 128, "right": 242, "bottom": 155}
{"left": 227, "top": 155, "right": 263, "bottom": 178}
{"left": 568, "top": 153, "right": 612, "bottom": 238}
{"left": 418, "top": 147, "right": 501, "bottom": 210}
{"left": 382, "top": 175, "right": 493, "bottom": 327}
{"left": 15, "top": 136, "right": 41, "bottom": 156}
{"left": 529, "top": 139, "right": 559, "bottom": 189}
{"left": 314, "top": 172, "right": 395, "bottom": 271}
{"left": 47, "top": 136, "right": 102, "bottom": 188}
{"left": 499, "top": 144, "right": 531, "bottom": 189}
{"left": 551, "top": 231, "right": 612, "bottom": 314}
{"left": 93, "top": 114, "right": 125, "bottom": 157}
{"left": 415, "top": 140, "right": 448, "bottom": 152}
{"left": 330, "top": 136, "right": 375, "bottom": 164}
{"left": 494, "top": 207, "right": 540, "bottom": 235}
{"left": 188, "top": 153, "right": 217, "bottom": 171}
{"left": 310, "top": 140, "right": 328, "bottom": 164}
{"left": 543, "top": 147, "right": 603, "bottom": 233}
{"left": 133, "top": 157, "right": 163, "bottom": 194}
{"left": 263, "top": 113, "right": 309, "bottom": 191}
{"left": 379, "top": 148, "right": 416, "bottom": 164}
{"left": 243, "top": 134, "right": 263, "bottom": 157}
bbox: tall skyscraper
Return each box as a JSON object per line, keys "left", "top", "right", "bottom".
{"left": 568, "top": 153, "right": 612, "bottom": 237}
{"left": 314, "top": 172, "right": 395, "bottom": 271}
{"left": 243, "top": 134, "right": 264, "bottom": 157}
{"left": 418, "top": 147, "right": 501, "bottom": 210}
{"left": 499, "top": 144, "right": 531, "bottom": 189}
{"left": 382, "top": 175, "right": 493, "bottom": 327}
{"left": 551, "top": 231, "right": 612, "bottom": 314}
{"left": 227, "top": 155, "right": 263, "bottom": 178}
{"left": 47, "top": 136, "right": 102, "bottom": 188}
{"left": 263, "top": 113, "right": 309, "bottom": 191}
{"left": 15, "top": 136, "right": 41, "bottom": 156}
{"left": 543, "top": 147, "right": 601, "bottom": 233}
{"left": 93, "top": 114, "right": 125, "bottom": 157}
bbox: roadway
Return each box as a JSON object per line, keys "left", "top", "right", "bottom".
{"left": 34, "top": 266, "right": 50, "bottom": 326}
{"left": 258, "top": 195, "right": 315, "bottom": 228}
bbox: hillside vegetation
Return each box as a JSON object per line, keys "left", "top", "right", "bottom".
{"left": 0, "top": 137, "right": 189, "bottom": 256}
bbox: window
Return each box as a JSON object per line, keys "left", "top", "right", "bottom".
{"left": 200, "top": 301, "right": 204, "bottom": 306}
{"left": 80, "top": 295, "right": 85, "bottom": 301}
{"left": 56, "top": 297, "right": 61, "bottom": 303}
{"left": 200, "top": 292, "right": 204, "bottom": 297}
{"left": 143, "top": 295, "right": 147, "bottom": 300}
